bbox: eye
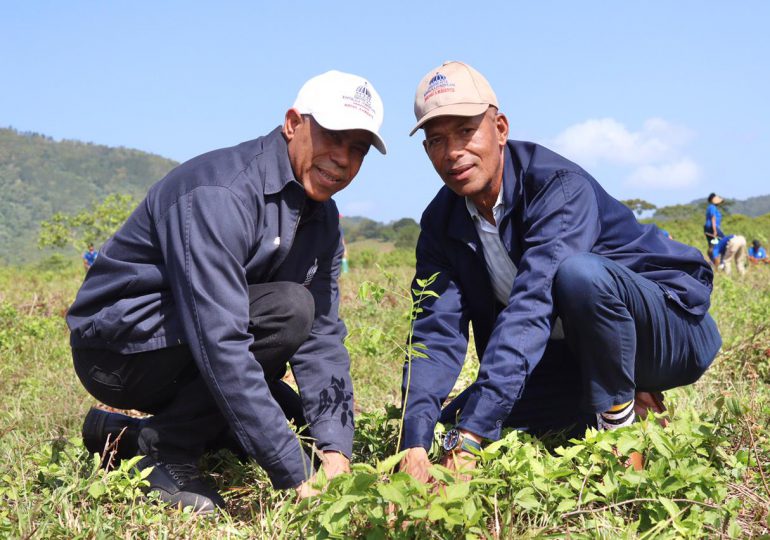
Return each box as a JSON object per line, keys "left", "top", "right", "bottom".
{"left": 352, "top": 143, "right": 370, "bottom": 157}
{"left": 425, "top": 137, "right": 443, "bottom": 149}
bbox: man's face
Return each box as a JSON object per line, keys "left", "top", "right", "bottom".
{"left": 284, "top": 110, "right": 373, "bottom": 202}
{"left": 422, "top": 108, "right": 509, "bottom": 198}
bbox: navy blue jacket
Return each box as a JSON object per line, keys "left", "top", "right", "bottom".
{"left": 402, "top": 141, "right": 713, "bottom": 449}
{"left": 67, "top": 127, "right": 352, "bottom": 488}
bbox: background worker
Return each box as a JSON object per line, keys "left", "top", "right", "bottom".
{"left": 713, "top": 234, "right": 748, "bottom": 276}
{"left": 704, "top": 193, "right": 725, "bottom": 263}
{"left": 748, "top": 239, "right": 768, "bottom": 264}
{"left": 82, "top": 243, "right": 97, "bottom": 272}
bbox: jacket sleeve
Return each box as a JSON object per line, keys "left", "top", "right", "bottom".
{"left": 290, "top": 228, "right": 355, "bottom": 457}
{"left": 400, "top": 222, "right": 471, "bottom": 450}
{"left": 156, "top": 186, "right": 311, "bottom": 489}
{"left": 458, "top": 171, "right": 601, "bottom": 441}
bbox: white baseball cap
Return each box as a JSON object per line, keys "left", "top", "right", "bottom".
{"left": 293, "top": 70, "right": 387, "bottom": 154}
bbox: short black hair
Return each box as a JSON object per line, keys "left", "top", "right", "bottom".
{"left": 753, "top": 239, "right": 761, "bottom": 248}
{"left": 708, "top": 193, "right": 717, "bottom": 203}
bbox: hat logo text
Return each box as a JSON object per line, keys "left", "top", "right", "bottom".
{"left": 342, "top": 81, "right": 376, "bottom": 119}
{"left": 424, "top": 72, "right": 455, "bottom": 103}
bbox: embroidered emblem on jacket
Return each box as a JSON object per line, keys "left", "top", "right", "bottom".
{"left": 303, "top": 258, "right": 318, "bottom": 287}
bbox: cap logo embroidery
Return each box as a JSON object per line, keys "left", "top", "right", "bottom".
{"left": 342, "top": 81, "right": 375, "bottom": 119}
{"left": 424, "top": 72, "right": 455, "bottom": 103}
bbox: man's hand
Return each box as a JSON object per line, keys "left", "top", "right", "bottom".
{"left": 399, "top": 447, "right": 432, "bottom": 484}
{"left": 320, "top": 450, "right": 350, "bottom": 478}
{"left": 634, "top": 391, "right": 669, "bottom": 427}
{"left": 439, "top": 449, "right": 477, "bottom": 482}
{"left": 295, "top": 478, "right": 320, "bottom": 499}
{"left": 295, "top": 451, "right": 350, "bottom": 500}
{"left": 439, "top": 430, "right": 480, "bottom": 482}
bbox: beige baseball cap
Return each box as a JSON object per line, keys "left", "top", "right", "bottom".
{"left": 293, "top": 70, "right": 387, "bottom": 154}
{"left": 410, "top": 61, "right": 498, "bottom": 136}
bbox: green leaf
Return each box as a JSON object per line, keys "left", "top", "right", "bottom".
{"left": 554, "top": 444, "right": 584, "bottom": 460}
{"left": 441, "top": 482, "right": 469, "bottom": 502}
{"left": 376, "top": 483, "right": 408, "bottom": 507}
{"left": 87, "top": 481, "right": 106, "bottom": 499}
{"left": 427, "top": 504, "right": 449, "bottom": 521}
{"left": 659, "top": 497, "right": 679, "bottom": 519}
{"left": 513, "top": 487, "right": 540, "bottom": 510}
{"left": 376, "top": 450, "right": 408, "bottom": 474}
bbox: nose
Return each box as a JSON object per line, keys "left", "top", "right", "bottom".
{"left": 444, "top": 134, "right": 465, "bottom": 163}
{"left": 329, "top": 142, "right": 351, "bottom": 169}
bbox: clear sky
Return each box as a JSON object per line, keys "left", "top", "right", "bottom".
{"left": 2, "top": 1, "right": 768, "bottom": 222}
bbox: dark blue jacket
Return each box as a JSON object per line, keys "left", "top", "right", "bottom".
{"left": 402, "top": 141, "right": 713, "bottom": 449}
{"left": 67, "top": 127, "right": 352, "bottom": 488}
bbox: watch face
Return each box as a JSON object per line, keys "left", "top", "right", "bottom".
{"left": 442, "top": 429, "right": 460, "bottom": 451}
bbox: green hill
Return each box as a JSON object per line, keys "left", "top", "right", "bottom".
{"left": 3, "top": 125, "right": 769, "bottom": 265}
{"left": 0, "top": 127, "right": 178, "bottom": 263}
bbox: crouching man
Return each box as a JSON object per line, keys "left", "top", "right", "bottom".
{"left": 67, "top": 71, "right": 387, "bottom": 512}
{"left": 399, "top": 61, "right": 721, "bottom": 482}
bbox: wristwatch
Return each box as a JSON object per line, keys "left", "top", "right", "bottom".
{"left": 442, "top": 429, "right": 482, "bottom": 454}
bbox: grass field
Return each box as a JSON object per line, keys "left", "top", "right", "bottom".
{"left": 1, "top": 231, "right": 769, "bottom": 538}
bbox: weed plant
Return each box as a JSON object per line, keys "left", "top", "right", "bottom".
{"left": 1, "top": 252, "right": 769, "bottom": 538}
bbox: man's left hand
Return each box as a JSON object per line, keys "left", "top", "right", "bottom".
{"left": 439, "top": 430, "right": 480, "bottom": 482}
{"left": 320, "top": 450, "right": 350, "bottom": 479}
{"left": 295, "top": 451, "right": 350, "bottom": 500}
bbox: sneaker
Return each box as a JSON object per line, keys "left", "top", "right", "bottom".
{"left": 82, "top": 407, "right": 145, "bottom": 463}
{"left": 137, "top": 456, "right": 225, "bottom": 514}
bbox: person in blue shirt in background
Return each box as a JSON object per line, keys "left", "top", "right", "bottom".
{"left": 82, "top": 243, "right": 98, "bottom": 272}
{"left": 749, "top": 239, "right": 768, "bottom": 265}
{"left": 704, "top": 193, "right": 725, "bottom": 262}
{"left": 398, "top": 61, "right": 721, "bottom": 483}
{"left": 712, "top": 235, "right": 748, "bottom": 276}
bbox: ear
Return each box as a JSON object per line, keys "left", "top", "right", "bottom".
{"left": 422, "top": 138, "right": 429, "bottom": 156}
{"left": 282, "top": 108, "right": 304, "bottom": 141}
{"left": 495, "top": 113, "right": 509, "bottom": 145}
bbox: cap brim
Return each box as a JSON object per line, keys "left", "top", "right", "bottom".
{"left": 310, "top": 112, "right": 387, "bottom": 155}
{"left": 409, "top": 102, "right": 490, "bottom": 136}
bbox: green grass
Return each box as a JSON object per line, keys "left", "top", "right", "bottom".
{"left": 1, "top": 251, "right": 769, "bottom": 538}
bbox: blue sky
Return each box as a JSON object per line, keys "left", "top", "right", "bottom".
{"left": 2, "top": 1, "right": 768, "bottom": 222}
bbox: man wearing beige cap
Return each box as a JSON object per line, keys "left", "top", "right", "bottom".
{"left": 399, "top": 61, "right": 721, "bottom": 481}
{"left": 68, "top": 70, "right": 386, "bottom": 511}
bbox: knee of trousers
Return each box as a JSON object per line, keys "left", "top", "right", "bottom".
{"left": 268, "top": 282, "right": 315, "bottom": 348}
{"left": 553, "top": 253, "right": 615, "bottom": 315}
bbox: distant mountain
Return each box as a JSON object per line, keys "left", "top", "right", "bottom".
{"left": 654, "top": 193, "right": 770, "bottom": 222}
{"left": 725, "top": 194, "right": 770, "bottom": 217}
{"left": 0, "top": 127, "right": 178, "bottom": 263}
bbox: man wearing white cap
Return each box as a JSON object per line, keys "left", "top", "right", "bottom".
{"left": 67, "top": 71, "right": 386, "bottom": 511}
{"left": 399, "top": 61, "right": 721, "bottom": 481}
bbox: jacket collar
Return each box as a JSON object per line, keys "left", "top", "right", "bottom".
{"left": 262, "top": 126, "right": 301, "bottom": 196}
{"left": 501, "top": 142, "right": 519, "bottom": 222}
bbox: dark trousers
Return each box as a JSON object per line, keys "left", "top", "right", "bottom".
{"left": 73, "top": 282, "right": 314, "bottom": 462}
{"left": 442, "top": 253, "right": 721, "bottom": 434}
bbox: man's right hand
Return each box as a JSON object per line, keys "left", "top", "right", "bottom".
{"left": 399, "top": 447, "right": 432, "bottom": 484}
{"left": 295, "top": 477, "right": 321, "bottom": 499}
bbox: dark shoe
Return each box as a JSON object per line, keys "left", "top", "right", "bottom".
{"left": 82, "top": 407, "right": 145, "bottom": 463}
{"left": 137, "top": 456, "right": 225, "bottom": 514}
